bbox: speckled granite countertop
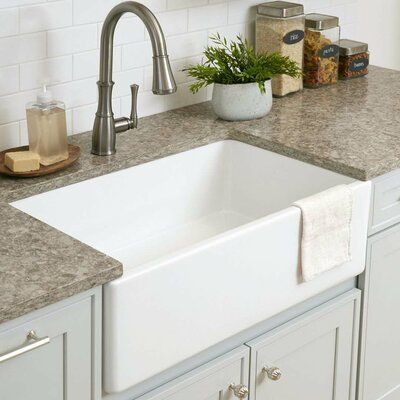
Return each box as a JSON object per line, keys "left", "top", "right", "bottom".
{"left": 1, "top": 65, "right": 399, "bottom": 324}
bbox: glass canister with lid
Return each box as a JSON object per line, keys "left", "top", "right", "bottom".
{"left": 255, "top": 1, "right": 305, "bottom": 97}
{"left": 303, "top": 13, "right": 340, "bottom": 88}
{"left": 339, "top": 39, "right": 369, "bottom": 79}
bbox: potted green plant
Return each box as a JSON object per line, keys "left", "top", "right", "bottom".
{"left": 184, "top": 34, "right": 301, "bottom": 121}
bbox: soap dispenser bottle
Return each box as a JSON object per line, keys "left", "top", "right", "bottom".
{"left": 26, "top": 84, "right": 69, "bottom": 166}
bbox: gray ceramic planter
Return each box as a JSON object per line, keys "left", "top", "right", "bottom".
{"left": 211, "top": 80, "right": 273, "bottom": 121}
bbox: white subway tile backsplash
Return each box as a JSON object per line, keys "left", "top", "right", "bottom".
{"left": 122, "top": 89, "right": 166, "bottom": 118}
{"left": 0, "top": 90, "right": 36, "bottom": 125}
{"left": 165, "top": 81, "right": 207, "bottom": 110}
{"left": 140, "top": 0, "right": 167, "bottom": 13}
{"left": 72, "top": 103, "right": 97, "bottom": 134}
{"left": 152, "top": 9, "right": 188, "bottom": 37}
{"left": 72, "top": 47, "right": 121, "bottom": 80}
{"left": 188, "top": 3, "right": 228, "bottom": 32}
{"left": 122, "top": 40, "right": 152, "bottom": 70}
{"left": 0, "top": 0, "right": 45, "bottom": 9}
{"left": 228, "top": 1, "right": 258, "bottom": 24}
{"left": 0, "top": 65, "right": 19, "bottom": 96}
{"left": 73, "top": 0, "right": 118, "bottom": 25}
{"left": 0, "top": 122, "right": 20, "bottom": 151}
{"left": 47, "top": 24, "right": 98, "bottom": 57}
{"left": 20, "top": 56, "right": 72, "bottom": 90}
{"left": 19, "top": 0, "right": 72, "bottom": 34}
{"left": 0, "top": 7, "right": 19, "bottom": 38}
{"left": 166, "top": 31, "right": 208, "bottom": 60}
{"left": 0, "top": 0, "right": 362, "bottom": 149}
{"left": 49, "top": 77, "right": 97, "bottom": 108}
{"left": 208, "top": 23, "right": 247, "bottom": 42}
{"left": 113, "top": 16, "right": 145, "bottom": 45}
{"left": 73, "top": 50, "right": 98, "bottom": 80}
{"left": 113, "top": 68, "right": 144, "bottom": 97}
{"left": 0, "top": 32, "right": 46, "bottom": 67}
{"left": 167, "top": 0, "right": 207, "bottom": 10}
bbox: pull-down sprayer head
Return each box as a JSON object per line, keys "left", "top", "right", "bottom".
{"left": 153, "top": 55, "right": 177, "bottom": 95}
{"left": 92, "top": 1, "right": 177, "bottom": 156}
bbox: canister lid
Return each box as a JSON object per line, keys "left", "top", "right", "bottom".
{"left": 305, "top": 13, "right": 339, "bottom": 30}
{"left": 257, "top": 1, "right": 304, "bottom": 18}
{"left": 339, "top": 39, "right": 368, "bottom": 56}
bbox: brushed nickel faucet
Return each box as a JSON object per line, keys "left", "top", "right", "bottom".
{"left": 92, "top": 1, "right": 177, "bottom": 155}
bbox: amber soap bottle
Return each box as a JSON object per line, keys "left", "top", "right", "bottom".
{"left": 26, "top": 85, "right": 68, "bottom": 166}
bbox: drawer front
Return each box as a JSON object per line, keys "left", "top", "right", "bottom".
{"left": 246, "top": 290, "right": 360, "bottom": 400}
{"left": 0, "top": 297, "right": 92, "bottom": 400}
{"left": 138, "top": 346, "right": 250, "bottom": 400}
{"left": 370, "top": 170, "right": 400, "bottom": 234}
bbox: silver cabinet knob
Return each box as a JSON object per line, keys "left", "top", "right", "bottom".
{"left": 262, "top": 366, "right": 282, "bottom": 381}
{"left": 229, "top": 383, "right": 249, "bottom": 398}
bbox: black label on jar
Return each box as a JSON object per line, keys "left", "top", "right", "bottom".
{"left": 283, "top": 30, "right": 304, "bottom": 45}
{"left": 349, "top": 58, "right": 369, "bottom": 72}
{"left": 318, "top": 44, "right": 339, "bottom": 58}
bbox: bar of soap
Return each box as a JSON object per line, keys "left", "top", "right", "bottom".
{"left": 4, "top": 151, "right": 40, "bottom": 173}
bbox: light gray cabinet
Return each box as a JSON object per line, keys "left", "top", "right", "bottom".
{"left": 358, "top": 224, "right": 400, "bottom": 400}
{"left": 247, "top": 290, "right": 360, "bottom": 400}
{"left": 0, "top": 288, "right": 101, "bottom": 400}
{"left": 137, "top": 346, "right": 250, "bottom": 400}
{"left": 133, "top": 290, "right": 360, "bottom": 400}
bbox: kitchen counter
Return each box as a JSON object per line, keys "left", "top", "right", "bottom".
{"left": 1, "top": 65, "right": 399, "bottom": 324}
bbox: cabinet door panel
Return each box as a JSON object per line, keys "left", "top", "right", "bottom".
{"left": 138, "top": 346, "right": 250, "bottom": 400}
{"left": 0, "top": 297, "right": 92, "bottom": 400}
{"left": 359, "top": 225, "right": 400, "bottom": 400}
{"left": 1, "top": 335, "right": 64, "bottom": 400}
{"left": 247, "top": 290, "right": 360, "bottom": 400}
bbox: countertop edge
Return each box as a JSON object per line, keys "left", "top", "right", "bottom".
{"left": 0, "top": 262, "right": 123, "bottom": 325}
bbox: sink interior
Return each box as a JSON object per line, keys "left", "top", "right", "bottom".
{"left": 12, "top": 140, "right": 353, "bottom": 270}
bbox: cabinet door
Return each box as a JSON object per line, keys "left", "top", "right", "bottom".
{"left": 0, "top": 297, "right": 92, "bottom": 400}
{"left": 358, "top": 225, "right": 400, "bottom": 400}
{"left": 247, "top": 290, "right": 360, "bottom": 400}
{"left": 138, "top": 346, "right": 250, "bottom": 400}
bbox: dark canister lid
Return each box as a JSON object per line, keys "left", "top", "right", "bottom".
{"left": 339, "top": 39, "right": 369, "bottom": 56}
{"left": 305, "top": 13, "right": 339, "bottom": 30}
{"left": 257, "top": 1, "right": 304, "bottom": 18}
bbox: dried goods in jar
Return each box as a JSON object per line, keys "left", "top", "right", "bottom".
{"left": 339, "top": 39, "right": 369, "bottom": 79}
{"left": 303, "top": 14, "right": 340, "bottom": 88}
{"left": 256, "top": 1, "right": 305, "bottom": 97}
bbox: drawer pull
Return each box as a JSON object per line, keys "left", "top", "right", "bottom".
{"left": 229, "top": 383, "right": 249, "bottom": 398}
{"left": 0, "top": 330, "right": 50, "bottom": 363}
{"left": 262, "top": 366, "right": 282, "bottom": 381}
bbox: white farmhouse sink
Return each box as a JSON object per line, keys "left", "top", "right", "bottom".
{"left": 12, "top": 140, "right": 371, "bottom": 394}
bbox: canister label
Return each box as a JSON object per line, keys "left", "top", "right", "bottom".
{"left": 318, "top": 44, "right": 339, "bottom": 58}
{"left": 283, "top": 30, "right": 304, "bottom": 45}
{"left": 349, "top": 58, "right": 369, "bottom": 72}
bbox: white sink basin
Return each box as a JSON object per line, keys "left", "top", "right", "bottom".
{"left": 12, "top": 140, "right": 371, "bottom": 393}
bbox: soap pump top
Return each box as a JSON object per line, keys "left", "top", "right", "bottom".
{"left": 26, "top": 82, "right": 65, "bottom": 112}
{"left": 37, "top": 83, "right": 53, "bottom": 104}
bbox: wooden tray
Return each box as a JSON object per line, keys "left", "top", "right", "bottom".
{"left": 0, "top": 144, "right": 80, "bottom": 178}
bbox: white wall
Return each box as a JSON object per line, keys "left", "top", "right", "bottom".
{"left": 356, "top": 0, "right": 400, "bottom": 71}
{"left": 0, "top": 0, "right": 361, "bottom": 151}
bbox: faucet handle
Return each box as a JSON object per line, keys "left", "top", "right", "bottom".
{"left": 130, "top": 84, "right": 139, "bottom": 129}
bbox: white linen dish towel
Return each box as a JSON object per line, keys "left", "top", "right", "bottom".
{"left": 293, "top": 184, "right": 353, "bottom": 282}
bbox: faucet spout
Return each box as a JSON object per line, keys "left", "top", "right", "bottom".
{"left": 92, "top": 1, "right": 177, "bottom": 156}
